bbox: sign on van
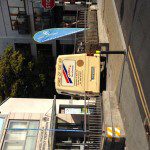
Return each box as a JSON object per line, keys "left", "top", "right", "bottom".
{"left": 62, "top": 60, "right": 75, "bottom": 86}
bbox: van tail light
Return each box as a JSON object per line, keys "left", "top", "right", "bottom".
{"left": 87, "top": 53, "right": 94, "bottom": 56}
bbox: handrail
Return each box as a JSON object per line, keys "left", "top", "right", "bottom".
{"left": 73, "top": 8, "right": 79, "bottom": 54}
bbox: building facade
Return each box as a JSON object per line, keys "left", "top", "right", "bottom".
{"left": 0, "top": 98, "right": 56, "bottom": 150}
{"left": 0, "top": 98, "right": 89, "bottom": 150}
{"left": 0, "top": 0, "right": 89, "bottom": 59}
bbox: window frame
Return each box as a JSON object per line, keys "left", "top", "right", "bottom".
{"left": 32, "top": 3, "right": 51, "bottom": 31}
{"left": 7, "top": 0, "right": 26, "bottom": 30}
{"left": 0, "top": 115, "right": 6, "bottom": 140}
{"left": 2, "top": 120, "right": 39, "bottom": 150}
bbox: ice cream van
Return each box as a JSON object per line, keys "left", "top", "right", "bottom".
{"left": 55, "top": 53, "right": 100, "bottom": 97}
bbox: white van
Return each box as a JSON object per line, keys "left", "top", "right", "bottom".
{"left": 55, "top": 53, "right": 100, "bottom": 97}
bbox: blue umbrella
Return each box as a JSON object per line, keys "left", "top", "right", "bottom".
{"left": 33, "top": 28, "right": 87, "bottom": 43}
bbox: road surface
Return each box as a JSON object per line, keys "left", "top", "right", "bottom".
{"left": 115, "top": 0, "right": 150, "bottom": 123}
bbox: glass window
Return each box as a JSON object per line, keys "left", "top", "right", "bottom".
{"left": 7, "top": 0, "right": 24, "bottom": 7}
{"left": 2, "top": 120, "right": 39, "bottom": 150}
{"left": 27, "top": 121, "right": 39, "bottom": 136}
{"left": 9, "top": 122, "right": 27, "bottom": 129}
{"left": 5, "top": 130, "right": 27, "bottom": 141}
{"left": 0, "top": 118, "right": 4, "bottom": 138}
{"left": 19, "top": 8, "right": 25, "bottom": 12}
{"left": 24, "top": 137, "right": 36, "bottom": 150}
{"left": 9, "top": 7, "right": 18, "bottom": 14}
{"left": 62, "top": 11, "right": 77, "bottom": 28}
{"left": 3, "top": 142, "right": 24, "bottom": 150}
{"left": 7, "top": 0, "right": 25, "bottom": 30}
{"left": 65, "top": 108, "right": 82, "bottom": 114}
{"left": 11, "top": 16, "right": 17, "bottom": 20}
{"left": 33, "top": 2, "right": 41, "bottom": 8}
{"left": 33, "top": 3, "right": 52, "bottom": 31}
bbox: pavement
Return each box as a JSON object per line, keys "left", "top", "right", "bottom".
{"left": 97, "top": 0, "right": 150, "bottom": 149}
{"left": 114, "top": 0, "right": 150, "bottom": 118}
{"left": 103, "top": 91, "right": 125, "bottom": 137}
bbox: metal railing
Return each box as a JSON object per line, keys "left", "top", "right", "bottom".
{"left": 87, "top": 96, "right": 103, "bottom": 149}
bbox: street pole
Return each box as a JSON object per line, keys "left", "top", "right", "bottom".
{"left": 84, "top": 95, "right": 87, "bottom": 149}
{"left": 100, "top": 50, "right": 126, "bottom": 55}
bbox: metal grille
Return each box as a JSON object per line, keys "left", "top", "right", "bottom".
{"left": 87, "top": 96, "right": 103, "bottom": 150}
{"left": 75, "top": 7, "right": 99, "bottom": 54}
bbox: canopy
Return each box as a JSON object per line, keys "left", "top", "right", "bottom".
{"left": 33, "top": 28, "right": 86, "bottom": 43}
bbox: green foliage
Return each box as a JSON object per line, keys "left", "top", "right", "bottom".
{"left": 0, "top": 45, "right": 48, "bottom": 102}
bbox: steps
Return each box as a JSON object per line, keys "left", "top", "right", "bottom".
{"left": 86, "top": 97, "right": 103, "bottom": 149}
{"left": 75, "top": 9, "right": 88, "bottom": 53}
{"left": 75, "top": 7, "right": 99, "bottom": 54}
{"left": 85, "top": 10, "right": 99, "bottom": 54}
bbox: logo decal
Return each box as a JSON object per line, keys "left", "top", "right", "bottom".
{"left": 62, "top": 60, "right": 75, "bottom": 86}
{"left": 62, "top": 64, "right": 73, "bottom": 83}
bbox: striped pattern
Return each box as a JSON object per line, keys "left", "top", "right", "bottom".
{"left": 107, "top": 127, "right": 121, "bottom": 138}
{"left": 128, "top": 46, "right": 150, "bottom": 126}
{"left": 114, "top": 127, "right": 121, "bottom": 138}
{"left": 62, "top": 64, "right": 72, "bottom": 83}
{"left": 107, "top": 127, "right": 113, "bottom": 138}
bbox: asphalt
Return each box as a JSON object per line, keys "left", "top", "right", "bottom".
{"left": 115, "top": 0, "right": 150, "bottom": 119}
{"left": 100, "top": 0, "right": 150, "bottom": 149}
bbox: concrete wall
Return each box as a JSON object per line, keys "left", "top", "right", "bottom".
{"left": 57, "top": 114, "right": 84, "bottom": 124}
{"left": 96, "top": 0, "right": 108, "bottom": 43}
{"left": 0, "top": 98, "right": 86, "bottom": 149}
{"left": 100, "top": 0, "right": 149, "bottom": 149}
{"left": 0, "top": 113, "right": 52, "bottom": 150}
{"left": 0, "top": 0, "right": 76, "bottom": 57}
{"left": 0, "top": 98, "right": 86, "bottom": 150}
{"left": 0, "top": 98, "right": 54, "bottom": 114}
{"left": 101, "top": 0, "right": 126, "bottom": 92}
{"left": 0, "top": 0, "right": 39, "bottom": 56}
{"left": 0, "top": 98, "right": 86, "bottom": 114}
{"left": 0, "top": 1, "right": 6, "bottom": 37}
{"left": 56, "top": 99, "right": 85, "bottom": 114}
{"left": 0, "top": 98, "right": 55, "bottom": 150}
